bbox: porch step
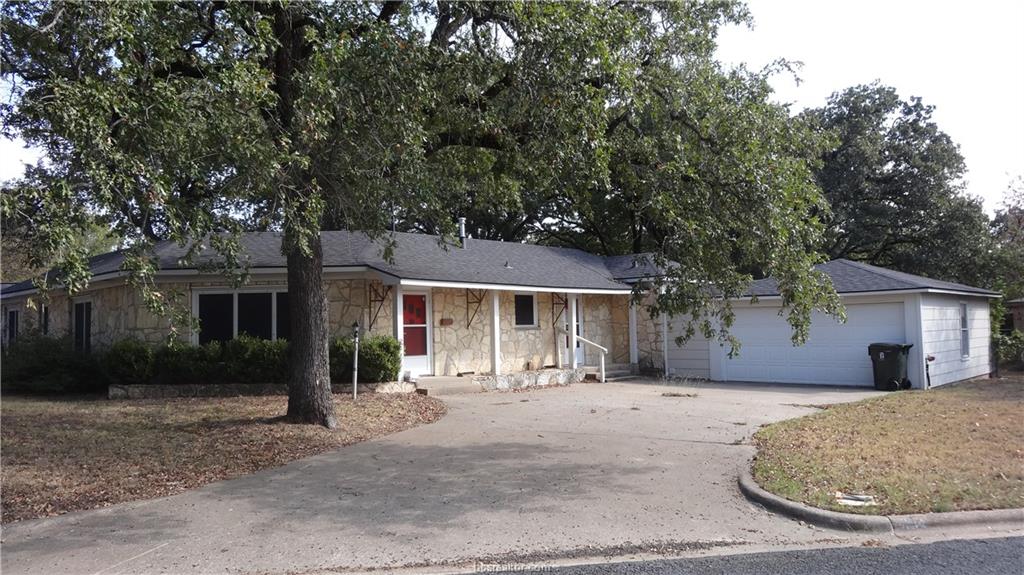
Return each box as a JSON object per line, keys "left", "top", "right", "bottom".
{"left": 583, "top": 363, "right": 632, "bottom": 373}
{"left": 582, "top": 364, "right": 635, "bottom": 382}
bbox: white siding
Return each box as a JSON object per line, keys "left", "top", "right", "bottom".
{"left": 665, "top": 319, "right": 711, "bottom": 379}
{"left": 920, "top": 294, "right": 991, "bottom": 387}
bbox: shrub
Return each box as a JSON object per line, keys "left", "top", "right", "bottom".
{"left": 1, "top": 334, "right": 106, "bottom": 394}
{"left": 330, "top": 334, "right": 401, "bottom": 383}
{"left": 222, "top": 335, "right": 288, "bottom": 383}
{"left": 102, "top": 338, "right": 155, "bottom": 385}
{"left": 152, "top": 341, "right": 224, "bottom": 385}
{"left": 994, "top": 330, "right": 1024, "bottom": 367}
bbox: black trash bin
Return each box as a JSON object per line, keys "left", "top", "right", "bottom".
{"left": 867, "top": 343, "right": 913, "bottom": 391}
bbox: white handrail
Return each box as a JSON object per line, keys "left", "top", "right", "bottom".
{"left": 557, "top": 326, "right": 607, "bottom": 382}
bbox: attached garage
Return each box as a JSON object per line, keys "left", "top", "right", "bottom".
{"left": 663, "top": 260, "right": 999, "bottom": 389}
{"left": 716, "top": 300, "right": 905, "bottom": 386}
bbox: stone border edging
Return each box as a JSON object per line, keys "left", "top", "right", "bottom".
{"left": 738, "top": 467, "right": 1024, "bottom": 533}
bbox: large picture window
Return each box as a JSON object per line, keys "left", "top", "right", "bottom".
{"left": 196, "top": 290, "right": 289, "bottom": 344}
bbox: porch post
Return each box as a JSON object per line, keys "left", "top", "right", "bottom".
{"left": 568, "top": 292, "right": 579, "bottom": 369}
{"left": 628, "top": 298, "right": 639, "bottom": 367}
{"left": 393, "top": 284, "right": 404, "bottom": 376}
{"left": 491, "top": 290, "right": 501, "bottom": 375}
{"left": 660, "top": 286, "right": 669, "bottom": 377}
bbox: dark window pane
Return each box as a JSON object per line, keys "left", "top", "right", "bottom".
{"left": 74, "top": 302, "right": 92, "bottom": 352}
{"left": 403, "top": 325, "right": 427, "bottom": 356}
{"left": 198, "top": 294, "right": 233, "bottom": 344}
{"left": 238, "top": 292, "right": 272, "bottom": 340}
{"left": 7, "top": 310, "right": 18, "bottom": 343}
{"left": 276, "top": 292, "right": 289, "bottom": 341}
{"left": 514, "top": 294, "right": 535, "bottom": 326}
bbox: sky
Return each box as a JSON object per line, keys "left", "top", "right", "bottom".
{"left": 2, "top": 1, "right": 1022, "bottom": 214}
{"left": 715, "top": 0, "right": 1024, "bottom": 214}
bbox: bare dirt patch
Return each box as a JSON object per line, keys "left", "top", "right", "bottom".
{"left": 1, "top": 393, "right": 446, "bottom": 523}
{"left": 753, "top": 373, "right": 1024, "bottom": 515}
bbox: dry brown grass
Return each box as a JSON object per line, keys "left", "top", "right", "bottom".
{"left": 1, "top": 393, "right": 446, "bottom": 523}
{"left": 753, "top": 372, "right": 1024, "bottom": 515}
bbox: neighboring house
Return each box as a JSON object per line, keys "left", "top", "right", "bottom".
{"left": 1006, "top": 298, "right": 1024, "bottom": 333}
{"left": 0, "top": 232, "right": 998, "bottom": 388}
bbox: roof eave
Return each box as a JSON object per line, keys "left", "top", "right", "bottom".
{"left": 741, "top": 287, "right": 1001, "bottom": 300}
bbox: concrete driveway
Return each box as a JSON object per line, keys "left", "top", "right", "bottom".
{"left": 3, "top": 382, "right": 886, "bottom": 574}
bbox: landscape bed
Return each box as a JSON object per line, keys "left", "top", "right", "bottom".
{"left": 0, "top": 392, "right": 446, "bottom": 523}
{"left": 752, "top": 373, "right": 1024, "bottom": 515}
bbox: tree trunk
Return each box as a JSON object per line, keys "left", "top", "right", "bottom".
{"left": 285, "top": 233, "right": 337, "bottom": 428}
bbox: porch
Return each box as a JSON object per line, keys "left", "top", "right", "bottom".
{"left": 383, "top": 283, "right": 653, "bottom": 384}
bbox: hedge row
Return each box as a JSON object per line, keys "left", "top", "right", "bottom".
{"left": 1, "top": 334, "right": 402, "bottom": 394}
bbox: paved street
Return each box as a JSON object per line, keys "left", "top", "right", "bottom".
{"left": 480, "top": 536, "right": 1024, "bottom": 575}
{"left": 1, "top": 381, "right": 1017, "bottom": 574}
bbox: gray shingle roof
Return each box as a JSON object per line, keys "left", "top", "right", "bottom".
{"left": 1, "top": 231, "right": 637, "bottom": 295}
{"left": 603, "top": 253, "right": 663, "bottom": 281}
{"left": 748, "top": 259, "right": 999, "bottom": 297}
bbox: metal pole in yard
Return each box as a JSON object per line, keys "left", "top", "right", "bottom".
{"left": 352, "top": 322, "right": 360, "bottom": 400}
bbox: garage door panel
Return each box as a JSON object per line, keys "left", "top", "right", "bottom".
{"left": 722, "top": 302, "right": 905, "bottom": 386}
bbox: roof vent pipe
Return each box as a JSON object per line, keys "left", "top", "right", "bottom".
{"left": 458, "top": 217, "right": 467, "bottom": 248}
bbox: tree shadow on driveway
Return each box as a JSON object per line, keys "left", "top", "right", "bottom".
{"left": 2, "top": 439, "right": 659, "bottom": 570}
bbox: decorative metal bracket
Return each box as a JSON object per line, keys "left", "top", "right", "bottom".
{"left": 466, "top": 288, "right": 486, "bottom": 328}
{"left": 551, "top": 293, "right": 567, "bottom": 327}
{"left": 368, "top": 283, "right": 392, "bottom": 331}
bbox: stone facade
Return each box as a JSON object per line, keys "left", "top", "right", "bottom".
{"left": 473, "top": 367, "right": 586, "bottom": 391}
{"left": 635, "top": 292, "right": 666, "bottom": 373}
{"left": 431, "top": 287, "right": 492, "bottom": 375}
{"left": 2, "top": 275, "right": 661, "bottom": 377}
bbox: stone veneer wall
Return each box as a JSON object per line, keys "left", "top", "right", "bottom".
{"left": 498, "top": 291, "right": 560, "bottom": 373}
{"left": 635, "top": 292, "right": 665, "bottom": 373}
{"left": 431, "top": 287, "right": 492, "bottom": 375}
{"left": 579, "top": 294, "right": 631, "bottom": 365}
{"left": 1, "top": 283, "right": 176, "bottom": 348}
{"left": 2, "top": 277, "right": 654, "bottom": 377}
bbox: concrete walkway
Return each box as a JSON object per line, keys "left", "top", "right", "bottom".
{"left": 1, "top": 381, "right": 1008, "bottom": 574}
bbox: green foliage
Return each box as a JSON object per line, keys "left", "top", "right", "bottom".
{"left": 1, "top": 334, "right": 403, "bottom": 389}
{"left": 330, "top": 335, "right": 402, "bottom": 384}
{"left": 1, "top": 334, "right": 106, "bottom": 394}
{"left": 222, "top": 335, "right": 289, "bottom": 384}
{"left": 152, "top": 342, "right": 224, "bottom": 385}
{"left": 994, "top": 330, "right": 1024, "bottom": 366}
{"left": 102, "top": 338, "right": 155, "bottom": 385}
{"left": 805, "top": 83, "right": 995, "bottom": 287}
{"left": 2, "top": 0, "right": 842, "bottom": 361}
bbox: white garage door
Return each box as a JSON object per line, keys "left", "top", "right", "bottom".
{"left": 720, "top": 302, "right": 905, "bottom": 386}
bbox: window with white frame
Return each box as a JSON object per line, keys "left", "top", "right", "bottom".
{"left": 513, "top": 293, "right": 537, "bottom": 327}
{"left": 959, "top": 302, "right": 969, "bottom": 358}
{"left": 195, "top": 290, "right": 289, "bottom": 344}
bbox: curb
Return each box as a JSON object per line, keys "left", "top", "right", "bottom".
{"left": 738, "top": 468, "right": 1024, "bottom": 533}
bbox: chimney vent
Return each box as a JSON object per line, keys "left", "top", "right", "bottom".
{"left": 458, "top": 217, "right": 467, "bottom": 248}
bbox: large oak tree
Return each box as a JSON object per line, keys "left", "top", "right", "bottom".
{"left": 2, "top": 1, "right": 840, "bottom": 426}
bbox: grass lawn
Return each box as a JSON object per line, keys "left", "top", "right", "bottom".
{"left": 752, "top": 372, "right": 1024, "bottom": 515}
{"left": 1, "top": 392, "right": 445, "bottom": 524}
